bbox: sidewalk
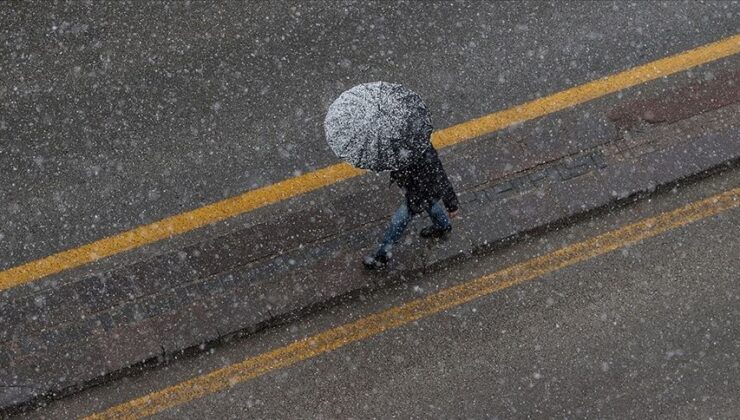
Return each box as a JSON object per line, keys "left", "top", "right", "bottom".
{"left": 2, "top": 66, "right": 739, "bottom": 412}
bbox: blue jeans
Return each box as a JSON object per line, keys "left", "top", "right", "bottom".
{"left": 376, "top": 201, "right": 451, "bottom": 258}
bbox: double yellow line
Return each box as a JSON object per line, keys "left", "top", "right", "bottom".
{"left": 2, "top": 34, "right": 739, "bottom": 291}
{"left": 86, "top": 186, "right": 740, "bottom": 419}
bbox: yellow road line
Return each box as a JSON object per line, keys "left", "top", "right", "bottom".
{"left": 2, "top": 34, "right": 739, "bottom": 291}
{"left": 85, "top": 187, "right": 740, "bottom": 419}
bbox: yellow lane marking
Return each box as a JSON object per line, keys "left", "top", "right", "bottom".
{"left": 432, "top": 33, "right": 740, "bottom": 148}
{"left": 0, "top": 163, "right": 362, "bottom": 291}
{"left": 2, "top": 34, "right": 739, "bottom": 291}
{"left": 85, "top": 187, "right": 740, "bottom": 419}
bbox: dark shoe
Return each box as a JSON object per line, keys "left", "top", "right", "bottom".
{"left": 363, "top": 254, "right": 388, "bottom": 270}
{"left": 420, "top": 225, "right": 452, "bottom": 238}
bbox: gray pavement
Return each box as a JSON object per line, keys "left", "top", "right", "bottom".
{"left": 2, "top": 0, "right": 739, "bottom": 270}
{"left": 2, "top": 69, "right": 738, "bottom": 412}
{"left": 24, "top": 160, "right": 740, "bottom": 419}
{"left": 2, "top": 1, "right": 740, "bottom": 415}
{"left": 2, "top": 0, "right": 740, "bottom": 410}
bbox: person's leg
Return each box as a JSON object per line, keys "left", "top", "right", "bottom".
{"left": 376, "top": 203, "right": 413, "bottom": 258}
{"left": 427, "top": 201, "right": 451, "bottom": 229}
{"left": 420, "top": 201, "right": 451, "bottom": 238}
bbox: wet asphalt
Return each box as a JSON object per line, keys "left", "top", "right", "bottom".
{"left": 3, "top": 2, "right": 740, "bottom": 417}
{"left": 2, "top": 0, "right": 739, "bottom": 270}
{"left": 22, "top": 161, "right": 740, "bottom": 419}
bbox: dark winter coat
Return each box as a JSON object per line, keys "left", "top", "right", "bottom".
{"left": 390, "top": 146, "right": 459, "bottom": 215}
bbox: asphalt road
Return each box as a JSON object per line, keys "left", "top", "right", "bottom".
{"left": 2, "top": 0, "right": 739, "bottom": 271}
{"left": 23, "top": 164, "right": 740, "bottom": 418}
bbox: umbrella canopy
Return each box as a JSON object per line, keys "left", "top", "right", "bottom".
{"left": 324, "top": 82, "right": 432, "bottom": 171}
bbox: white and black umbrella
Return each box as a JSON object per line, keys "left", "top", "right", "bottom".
{"left": 324, "top": 82, "right": 432, "bottom": 172}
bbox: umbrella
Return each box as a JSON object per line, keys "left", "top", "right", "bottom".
{"left": 324, "top": 82, "right": 432, "bottom": 172}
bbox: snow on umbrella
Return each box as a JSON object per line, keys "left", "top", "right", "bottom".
{"left": 324, "top": 81, "right": 432, "bottom": 172}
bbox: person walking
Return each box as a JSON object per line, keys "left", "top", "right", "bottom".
{"left": 323, "top": 81, "right": 459, "bottom": 269}
{"left": 363, "top": 145, "right": 459, "bottom": 269}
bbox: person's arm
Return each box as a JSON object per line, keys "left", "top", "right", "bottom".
{"left": 440, "top": 172, "right": 459, "bottom": 214}
{"left": 434, "top": 157, "right": 459, "bottom": 214}
{"left": 427, "top": 148, "right": 459, "bottom": 215}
